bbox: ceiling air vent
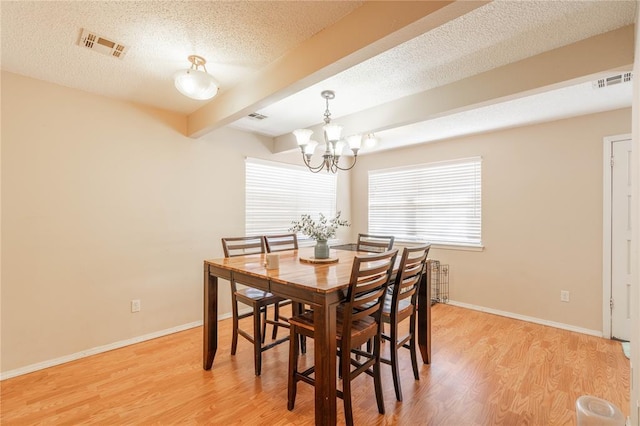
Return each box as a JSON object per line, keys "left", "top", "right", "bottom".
{"left": 78, "top": 29, "right": 127, "bottom": 59}
{"left": 248, "top": 113, "right": 268, "bottom": 120}
{"left": 592, "top": 72, "right": 633, "bottom": 89}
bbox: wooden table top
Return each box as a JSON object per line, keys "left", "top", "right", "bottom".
{"left": 205, "top": 247, "right": 397, "bottom": 294}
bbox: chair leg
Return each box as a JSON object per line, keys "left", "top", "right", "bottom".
{"left": 342, "top": 347, "right": 354, "bottom": 426}
{"left": 373, "top": 337, "right": 385, "bottom": 415}
{"left": 253, "top": 303, "right": 263, "bottom": 376}
{"left": 293, "top": 303, "right": 306, "bottom": 354}
{"left": 390, "top": 321, "right": 403, "bottom": 401}
{"left": 409, "top": 317, "right": 420, "bottom": 380}
{"left": 300, "top": 335, "right": 307, "bottom": 354}
{"left": 287, "top": 326, "right": 299, "bottom": 410}
{"left": 231, "top": 297, "right": 239, "bottom": 355}
{"left": 261, "top": 306, "right": 267, "bottom": 344}
{"left": 272, "top": 303, "right": 280, "bottom": 339}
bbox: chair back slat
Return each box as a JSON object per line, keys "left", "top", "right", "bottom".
{"left": 356, "top": 233, "right": 395, "bottom": 253}
{"left": 342, "top": 250, "right": 398, "bottom": 345}
{"left": 391, "top": 244, "right": 430, "bottom": 317}
{"left": 221, "top": 236, "right": 265, "bottom": 258}
{"left": 265, "top": 233, "right": 299, "bottom": 253}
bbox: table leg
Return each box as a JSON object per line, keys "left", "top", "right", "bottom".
{"left": 203, "top": 264, "right": 218, "bottom": 370}
{"left": 313, "top": 301, "right": 338, "bottom": 425}
{"left": 417, "top": 260, "right": 432, "bottom": 364}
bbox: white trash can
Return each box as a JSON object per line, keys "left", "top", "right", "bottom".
{"left": 576, "top": 395, "right": 625, "bottom": 426}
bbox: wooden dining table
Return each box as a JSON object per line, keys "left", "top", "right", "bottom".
{"left": 203, "top": 246, "right": 432, "bottom": 425}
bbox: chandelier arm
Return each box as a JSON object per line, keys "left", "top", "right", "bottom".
{"left": 332, "top": 155, "right": 358, "bottom": 172}
{"left": 301, "top": 153, "right": 329, "bottom": 173}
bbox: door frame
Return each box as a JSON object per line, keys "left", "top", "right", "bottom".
{"left": 603, "top": 133, "right": 632, "bottom": 339}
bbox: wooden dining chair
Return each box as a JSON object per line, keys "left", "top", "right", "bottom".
{"left": 264, "top": 233, "right": 299, "bottom": 253}
{"left": 380, "top": 243, "right": 430, "bottom": 401}
{"left": 356, "top": 233, "right": 395, "bottom": 253}
{"left": 287, "top": 249, "right": 399, "bottom": 426}
{"left": 221, "top": 236, "right": 290, "bottom": 376}
{"left": 264, "top": 233, "right": 298, "bottom": 339}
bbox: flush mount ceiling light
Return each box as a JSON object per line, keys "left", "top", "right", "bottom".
{"left": 293, "top": 90, "right": 361, "bottom": 173}
{"left": 174, "top": 55, "right": 219, "bottom": 100}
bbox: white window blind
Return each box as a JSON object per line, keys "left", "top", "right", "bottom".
{"left": 368, "top": 157, "right": 482, "bottom": 247}
{"left": 246, "top": 158, "right": 337, "bottom": 237}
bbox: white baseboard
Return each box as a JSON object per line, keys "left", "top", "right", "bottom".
{"left": 1, "top": 319, "right": 209, "bottom": 381}
{"left": 447, "top": 300, "right": 603, "bottom": 338}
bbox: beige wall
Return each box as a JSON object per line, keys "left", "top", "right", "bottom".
{"left": 0, "top": 69, "right": 632, "bottom": 375}
{"left": 351, "top": 109, "right": 631, "bottom": 332}
{"left": 0, "top": 72, "right": 350, "bottom": 373}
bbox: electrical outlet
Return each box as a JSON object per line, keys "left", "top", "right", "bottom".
{"left": 560, "top": 290, "right": 570, "bottom": 302}
{"left": 131, "top": 299, "right": 141, "bottom": 313}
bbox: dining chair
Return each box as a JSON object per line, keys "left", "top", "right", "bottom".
{"left": 264, "top": 233, "right": 298, "bottom": 339}
{"left": 380, "top": 243, "right": 430, "bottom": 401}
{"left": 356, "top": 233, "right": 395, "bottom": 253}
{"left": 264, "top": 233, "right": 299, "bottom": 253}
{"left": 287, "top": 249, "right": 399, "bottom": 426}
{"left": 221, "top": 235, "right": 290, "bottom": 376}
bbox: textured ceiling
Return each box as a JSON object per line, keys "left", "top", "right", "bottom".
{"left": 0, "top": 1, "right": 362, "bottom": 115}
{"left": 229, "top": 0, "right": 637, "bottom": 137}
{"left": 1, "top": 0, "right": 637, "bottom": 152}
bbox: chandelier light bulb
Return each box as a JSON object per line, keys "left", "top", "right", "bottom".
{"left": 347, "top": 134, "right": 362, "bottom": 150}
{"left": 303, "top": 140, "right": 318, "bottom": 156}
{"left": 323, "top": 123, "right": 343, "bottom": 143}
{"left": 294, "top": 129, "right": 314, "bottom": 147}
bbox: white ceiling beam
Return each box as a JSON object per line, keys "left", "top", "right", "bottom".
{"left": 273, "top": 24, "right": 635, "bottom": 153}
{"left": 186, "top": 0, "right": 489, "bottom": 138}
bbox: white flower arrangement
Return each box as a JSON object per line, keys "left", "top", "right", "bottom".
{"left": 289, "top": 211, "right": 350, "bottom": 241}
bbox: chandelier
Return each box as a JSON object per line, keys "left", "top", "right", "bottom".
{"left": 174, "top": 55, "right": 219, "bottom": 100}
{"left": 293, "top": 90, "right": 361, "bottom": 173}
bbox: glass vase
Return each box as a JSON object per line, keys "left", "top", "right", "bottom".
{"left": 314, "top": 239, "right": 329, "bottom": 259}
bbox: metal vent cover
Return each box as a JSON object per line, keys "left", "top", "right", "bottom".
{"left": 78, "top": 29, "right": 127, "bottom": 59}
{"left": 592, "top": 72, "right": 633, "bottom": 89}
{"left": 248, "top": 113, "right": 268, "bottom": 120}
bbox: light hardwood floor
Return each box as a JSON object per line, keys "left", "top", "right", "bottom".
{"left": 1, "top": 304, "right": 629, "bottom": 425}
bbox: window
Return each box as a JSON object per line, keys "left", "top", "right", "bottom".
{"left": 245, "top": 158, "right": 338, "bottom": 239}
{"left": 368, "top": 157, "right": 482, "bottom": 247}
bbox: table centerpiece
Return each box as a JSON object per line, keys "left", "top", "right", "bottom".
{"left": 289, "top": 211, "right": 350, "bottom": 259}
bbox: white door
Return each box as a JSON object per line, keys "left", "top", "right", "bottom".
{"left": 610, "top": 138, "right": 632, "bottom": 341}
